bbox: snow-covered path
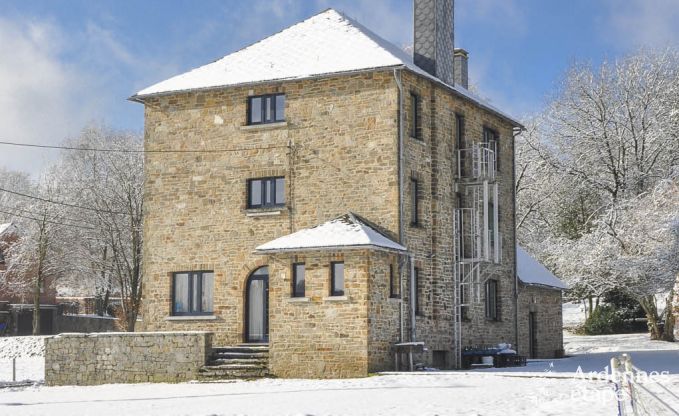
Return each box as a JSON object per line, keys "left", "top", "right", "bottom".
{"left": 0, "top": 373, "right": 617, "bottom": 416}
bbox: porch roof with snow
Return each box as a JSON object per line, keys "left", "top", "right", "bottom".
{"left": 516, "top": 246, "right": 569, "bottom": 290}
{"left": 255, "top": 213, "right": 406, "bottom": 254}
{"left": 131, "top": 9, "right": 521, "bottom": 127}
{"left": 0, "top": 223, "right": 15, "bottom": 236}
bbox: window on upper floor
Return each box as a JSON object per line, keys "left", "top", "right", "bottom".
{"left": 455, "top": 114, "right": 466, "bottom": 176}
{"left": 172, "top": 271, "right": 214, "bottom": 316}
{"left": 247, "top": 177, "right": 285, "bottom": 209}
{"left": 415, "top": 267, "right": 423, "bottom": 316}
{"left": 410, "top": 93, "right": 421, "bottom": 140}
{"left": 389, "top": 264, "right": 399, "bottom": 298}
{"left": 330, "top": 262, "right": 345, "bottom": 296}
{"left": 483, "top": 127, "right": 499, "bottom": 171}
{"left": 247, "top": 94, "right": 285, "bottom": 125}
{"left": 485, "top": 279, "right": 499, "bottom": 321}
{"left": 292, "top": 263, "right": 305, "bottom": 298}
{"left": 410, "top": 177, "right": 420, "bottom": 226}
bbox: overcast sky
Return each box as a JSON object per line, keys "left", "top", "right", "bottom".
{"left": 1, "top": 0, "right": 678, "bottom": 175}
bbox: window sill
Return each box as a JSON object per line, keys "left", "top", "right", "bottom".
{"left": 410, "top": 137, "right": 426, "bottom": 145}
{"left": 165, "top": 315, "right": 217, "bottom": 321}
{"left": 389, "top": 296, "right": 401, "bottom": 301}
{"left": 286, "top": 297, "right": 310, "bottom": 303}
{"left": 323, "top": 295, "right": 348, "bottom": 302}
{"left": 240, "top": 121, "right": 288, "bottom": 131}
{"left": 245, "top": 208, "right": 285, "bottom": 217}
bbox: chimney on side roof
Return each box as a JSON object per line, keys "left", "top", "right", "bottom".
{"left": 453, "top": 48, "right": 468, "bottom": 89}
{"left": 414, "top": 0, "right": 454, "bottom": 86}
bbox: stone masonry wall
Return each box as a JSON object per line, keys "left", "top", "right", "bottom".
{"left": 517, "top": 285, "right": 563, "bottom": 358}
{"left": 44, "top": 331, "right": 212, "bottom": 386}
{"left": 139, "top": 71, "right": 399, "bottom": 347}
{"left": 400, "top": 70, "right": 518, "bottom": 367}
{"left": 267, "top": 251, "right": 371, "bottom": 378}
{"left": 367, "top": 251, "right": 401, "bottom": 372}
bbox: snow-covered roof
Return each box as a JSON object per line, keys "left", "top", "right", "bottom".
{"left": 0, "top": 223, "right": 16, "bottom": 237}
{"left": 132, "top": 9, "right": 521, "bottom": 127}
{"left": 517, "top": 246, "right": 569, "bottom": 290}
{"left": 255, "top": 213, "right": 406, "bottom": 253}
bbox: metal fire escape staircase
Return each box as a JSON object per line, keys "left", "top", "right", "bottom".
{"left": 452, "top": 142, "right": 502, "bottom": 368}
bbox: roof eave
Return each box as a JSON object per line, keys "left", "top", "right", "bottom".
{"left": 255, "top": 243, "right": 408, "bottom": 255}
{"left": 129, "top": 65, "right": 405, "bottom": 103}
{"left": 400, "top": 68, "right": 524, "bottom": 129}
{"left": 518, "top": 279, "right": 568, "bottom": 291}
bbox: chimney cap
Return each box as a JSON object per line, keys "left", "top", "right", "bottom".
{"left": 454, "top": 48, "right": 469, "bottom": 57}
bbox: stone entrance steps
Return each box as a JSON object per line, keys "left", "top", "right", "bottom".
{"left": 199, "top": 344, "right": 270, "bottom": 380}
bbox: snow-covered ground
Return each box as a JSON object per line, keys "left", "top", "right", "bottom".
{"left": 2, "top": 331, "right": 678, "bottom": 415}
{"left": 0, "top": 373, "right": 618, "bottom": 416}
{"left": 0, "top": 337, "right": 45, "bottom": 383}
{"left": 562, "top": 301, "right": 587, "bottom": 328}
{"left": 564, "top": 331, "right": 679, "bottom": 354}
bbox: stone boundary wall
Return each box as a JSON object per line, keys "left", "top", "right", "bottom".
{"left": 56, "top": 314, "right": 119, "bottom": 333}
{"left": 45, "top": 331, "right": 212, "bottom": 386}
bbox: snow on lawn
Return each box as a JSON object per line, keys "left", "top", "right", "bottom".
{"left": 564, "top": 331, "right": 679, "bottom": 354}
{"left": 562, "top": 302, "right": 587, "bottom": 328}
{"left": 0, "top": 336, "right": 45, "bottom": 383}
{"left": 0, "top": 373, "right": 617, "bottom": 416}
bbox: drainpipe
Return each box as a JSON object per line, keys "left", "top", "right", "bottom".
{"left": 410, "top": 254, "right": 416, "bottom": 342}
{"left": 512, "top": 126, "right": 523, "bottom": 351}
{"left": 394, "top": 68, "right": 407, "bottom": 343}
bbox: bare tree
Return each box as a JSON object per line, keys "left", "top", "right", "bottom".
{"left": 516, "top": 48, "right": 679, "bottom": 339}
{"left": 58, "top": 126, "right": 144, "bottom": 330}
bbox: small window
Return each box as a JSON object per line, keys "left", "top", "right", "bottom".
{"left": 483, "top": 127, "right": 499, "bottom": 170}
{"left": 172, "top": 271, "right": 214, "bottom": 316}
{"left": 247, "top": 177, "right": 285, "bottom": 208}
{"left": 410, "top": 93, "right": 420, "bottom": 139}
{"left": 485, "top": 279, "right": 498, "bottom": 320}
{"left": 415, "top": 267, "right": 422, "bottom": 316}
{"left": 389, "top": 264, "right": 399, "bottom": 298}
{"left": 410, "top": 177, "right": 419, "bottom": 226}
{"left": 455, "top": 114, "right": 466, "bottom": 176}
{"left": 292, "top": 263, "right": 305, "bottom": 298}
{"left": 248, "top": 94, "right": 285, "bottom": 125}
{"left": 331, "top": 262, "right": 344, "bottom": 296}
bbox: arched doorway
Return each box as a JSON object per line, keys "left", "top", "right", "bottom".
{"left": 245, "top": 266, "right": 269, "bottom": 343}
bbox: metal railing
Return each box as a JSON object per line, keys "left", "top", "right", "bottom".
{"left": 458, "top": 144, "right": 496, "bottom": 182}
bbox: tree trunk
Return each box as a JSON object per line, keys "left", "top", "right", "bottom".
{"left": 638, "top": 295, "right": 662, "bottom": 340}
{"left": 32, "top": 270, "right": 41, "bottom": 335}
{"left": 661, "top": 288, "right": 675, "bottom": 342}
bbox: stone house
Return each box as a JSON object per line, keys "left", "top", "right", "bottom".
{"left": 132, "top": 1, "right": 565, "bottom": 378}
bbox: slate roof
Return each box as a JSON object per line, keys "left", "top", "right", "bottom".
{"left": 255, "top": 213, "right": 406, "bottom": 253}
{"left": 517, "top": 246, "right": 569, "bottom": 290}
{"left": 132, "top": 9, "right": 520, "bottom": 126}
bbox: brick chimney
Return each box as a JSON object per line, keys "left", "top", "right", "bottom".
{"left": 413, "top": 0, "right": 454, "bottom": 86}
{"left": 454, "top": 48, "right": 468, "bottom": 89}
